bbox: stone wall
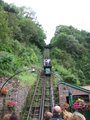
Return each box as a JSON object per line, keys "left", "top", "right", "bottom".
{"left": 0, "top": 78, "right": 30, "bottom": 119}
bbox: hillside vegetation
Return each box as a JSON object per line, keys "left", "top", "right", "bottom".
{"left": 51, "top": 25, "right": 90, "bottom": 85}
{"left": 0, "top": 0, "right": 90, "bottom": 86}
{"left": 0, "top": 0, "right": 46, "bottom": 77}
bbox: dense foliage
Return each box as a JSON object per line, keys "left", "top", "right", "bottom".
{"left": 0, "top": 0, "right": 90, "bottom": 86}
{"left": 51, "top": 25, "right": 90, "bottom": 85}
{"left": 0, "top": 0, "right": 46, "bottom": 76}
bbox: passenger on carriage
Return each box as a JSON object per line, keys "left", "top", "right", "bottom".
{"left": 44, "top": 59, "right": 51, "bottom": 66}
{"left": 47, "top": 59, "right": 51, "bottom": 66}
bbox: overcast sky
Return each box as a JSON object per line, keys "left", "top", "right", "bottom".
{"left": 4, "top": 0, "right": 90, "bottom": 44}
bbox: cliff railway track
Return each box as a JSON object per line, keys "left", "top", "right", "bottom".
{"left": 21, "top": 73, "right": 55, "bottom": 120}
{"left": 21, "top": 47, "right": 55, "bottom": 120}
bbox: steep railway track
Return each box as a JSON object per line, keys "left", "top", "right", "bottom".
{"left": 43, "top": 48, "right": 50, "bottom": 59}
{"left": 21, "top": 73, "right": 55, "bottom": 120}
{"left": 21, "top": 48, "right": 55, "bottom": 120}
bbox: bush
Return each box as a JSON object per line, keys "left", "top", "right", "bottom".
{"left": 0, "top": 51, "right": 14, "bottom": 70}
{"left": 64, "top": 74, "right": 79, "bottom": 85}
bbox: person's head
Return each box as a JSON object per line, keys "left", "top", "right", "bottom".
{"left": 63, "top": 110, "right": 72, "bottom": 120}
{"left": 44, "top": 111, "right": 53, "bottom": 120}
{"left": 3, "top": 114, "right": 11, "bottom": 120}
{"left": 9, "top": 112, "right": 19, "bottom": 120}
{"left": 63, "top": 111, "right": 86, "bottom": 120}
{"left": 52, "top": 105, "right": 62, "bottom": 115}
{"left": 70, "top": 112, "right": 86, "bottom": 120}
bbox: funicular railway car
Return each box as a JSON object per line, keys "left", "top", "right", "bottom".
{"left": 43, "top": 59, "right": 52, "bottom": 76}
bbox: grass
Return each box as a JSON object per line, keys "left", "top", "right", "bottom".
{"left": 18, "top": 71, "right": 38, "bottom": 86}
